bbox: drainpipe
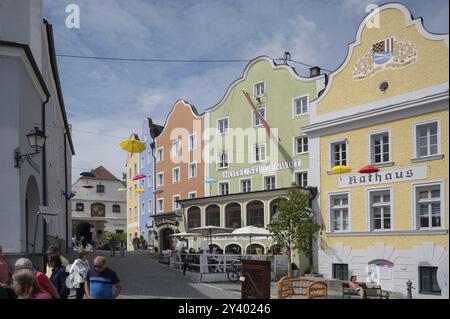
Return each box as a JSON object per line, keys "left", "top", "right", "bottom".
{"left": 42, "top": 95, "right": 49, "bottom": 247}
{"left": 64, "top": 128, "right": 69, "bottom": 253}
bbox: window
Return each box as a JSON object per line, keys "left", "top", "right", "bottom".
{"left": 419, "top": 267, "right": 441, "bottom": 295}
{"left": 172, "top": 140, "right": 181, "bottom": 157}
{"left": 294, "top": 96, "right": 308, "bottom": 116}
{"left": 96, "top": 185, "right": 105, "bottom": 193}
{"left": 188, "top": 134, "right": 197, "bottom": 150}
{"left": 134, "top": 164, "right": 137, "bottom": 175}
{"left": 253, "top": 107, "right": 266, "bottom": 127}
{"left": 188, "top": 192, "right": 197, "bottom": 199}
{"left": 254, "top": 144, "right": 266, "bottom": 163}
{"left": 369, "top": 190, "right": 392, "bottom": 230}
{"left": 241, "top": 179, "right": 251, "bottom": 193}
{"left": 416, "top": 122, "right": 439, "bottom": 158}
{"left": 206, "top": 205, "right": 220, "bottom": 226}
{"left": 76, "top": 203, "right": 84, "bottom": 211}
{"left": 141, "top": 156, "right": 145, "bottom": 169}
{"left": 147, "top": 174, "right": 152, "bottom": 188}
{"left": 295, "top": 136, "right": 308, "bottom": 154}
{"left": 172, "top": 167, "right": 180, "bottom": 183}
{"left": 147, "top": 151, "right": 151, "bottom": 165}
{"left": 295, "top": 172, "right": 308, "bottom": 188}
{"left": 219, "top": 182, "right": 229, "bottom": 195}
{"left": 112, "top": 204, "right": 120, "bottom": 213}
{"left": 128, "top": 168, "right": 132, "bottom": 180}
{"left": 128, "top": 208, "right": 132, "bottom": 220}
{"left": 156, "top": 172, "right": 164, "bottom": 187}
{"left": 225, "top": 203, "right": 241, "bottom": 228}
{"left": 264, "top": 176, "right": 276, "bottom": 190}
{"left": 218, "top": 118, "right": 229, "bottom": 135}
{"left": 332, "top": 264, "right": 349, "bottom": 281}
{"left": 189, "top": 163, "right": 197, "bottom": 179}
{"left": 254, "top": 82, "right": 265, "bottom": 97}
{"left": 134, "top": 206, "right": 137, "bottom": 219}
{"left": 330, "top": 194, "right": 349, "bottom": 232}
{"left": 156, "top": 147, "right": 164, "bottom": 162}
{"left": 370, "top": 132, "right": 390, "bottom": 164}
{"left": 218, "top": 151, "right": 229, "bottom": 169}
{"left": 148, "top": 199, "right": 152, "bottom": 214}
{"left": 157, "top": 199, "right": 164, "bottom": 213}
{"left": 128, "top": 187, "right": 132, "bottom": 198}
{"left": 173, "top": 195, "right": 181, "bottom": 211}
{"left": 141, "top": 203, "right": 145, "bottom": 215}
{"left": 330, "top": 140, "right": 347, "bottom": 167}
{"left": 187, "top": 207, "right": 201, "bottom": 229}
{"left": 416, "top": 185, "right": 442, "bottom": 229}
{"left": 246, "top": 201, "right": 264, "bottom": 228}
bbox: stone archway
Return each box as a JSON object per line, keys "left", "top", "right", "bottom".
{"left": 160, "top": 228, "right": 175, "bottom": 251}
{"left": 75, "top": 222, "right": 93, "bottom": 243}
{"left": 25, "top": 175, "right": 42, "bottom": 253}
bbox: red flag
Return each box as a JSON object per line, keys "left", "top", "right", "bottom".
{"left": 242, "top": 91, "right": 279, "bottom": 142}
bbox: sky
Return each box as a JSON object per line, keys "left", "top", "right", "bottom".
{"left": 42, "top": 0, "right": 449, "bottom": 182}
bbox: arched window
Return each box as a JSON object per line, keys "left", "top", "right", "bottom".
{"left": 225, "top": 203, "right": 241, "bottom": 228}
{"left": 112, "top": 204, "right": 121, "bottom": 213}
{"left": 225, "top": 244, "right": 242, "bottom": 254}
{"left": 246, "top": 244, "right": 265, "bottom": 255}
{"left": 246, "top": 200, "right": 264, "bottom": 227}
{"left": 91, "top": 203, "right": 105, "bottom": 217}
{"left": 270, "top": 198, "right": 284, "bottom": 222}
{"left": 187, "top": 206, "right": 201, "bottom": 229}
{"left": 205, "top": 204, "right": 220, "bottom": 226}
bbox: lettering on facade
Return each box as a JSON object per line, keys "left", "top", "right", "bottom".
{"left": 223, "top": 160, "right": 301, "bottom": 179}
{"left": 339, "top": 166, "right": 427, "bottom": 187}
{"left": 353, "top": 37, "right": 418, "bottom": 80}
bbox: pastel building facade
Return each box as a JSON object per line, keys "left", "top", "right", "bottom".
{"left": 126, "top": 146, "right": 141, "bottom": 251}
{"left": 303, "top": 4, "right": 449, "bottom": 298}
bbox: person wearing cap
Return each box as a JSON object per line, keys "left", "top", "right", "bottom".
{"left": 45, "top": 245, "right": 69, "bottom": 278}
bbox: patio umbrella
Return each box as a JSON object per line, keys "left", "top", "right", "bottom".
{"left": 120, "top": 134, "right": 145, "bottom": 153}
{"left": 331, "top": 165, "right": 351, "bottom": 174}
{"left": 132, "top": 174, "right": 146, "bottom": 181}
{"left": 187, "top": 225, "right": 234, "bottom": 246}
{"left": 80, "top": 171, "right": 95, "bottom": 177}
{"left": 231, "top": 226, "right": 273, "bottom": 254}
{"left": 358, "top": 165, "right": 380, "bottom": 174}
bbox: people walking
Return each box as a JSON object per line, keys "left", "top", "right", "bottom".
{"left": 182, "top": 248, "right": 194, "bottom": 276}
{"left": 81, "top": 236, "right": 87, "bottom": 250}
{"left": 14, "top": 258, "right": 59, "bottom": 299}
{"left": 119, "top": 240, "right": 126, "bottom": 257}
{"left": 68, "top": 250, "right": 89, "bottom": 299}
{"left": 84, "top": 256, "right": 122, "bottom": 299}
{"left": 48, "top": 255, "right": 70, "bottom": 299}
{"left": 45, "top": 245, "right": 70, "bottom": 278}
{"left": 110, "top": 237, "right": 117, "bottom": 257}
{"left": 12, "top": 269, "right": 52, "bottom": 299}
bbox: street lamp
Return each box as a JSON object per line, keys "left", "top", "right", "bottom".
{"left": 14, "top": 126, "right": 47, "bottom": 168}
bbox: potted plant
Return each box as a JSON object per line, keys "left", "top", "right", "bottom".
{"left": 304, "top": 266, "right": 323, "bottom": 278}
{"left": 291, "top": 263, "right": 299, "bottom": 277}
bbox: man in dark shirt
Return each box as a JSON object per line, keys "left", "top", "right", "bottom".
{"left": 85, "top": 256, "right": 122, "bottom": 299}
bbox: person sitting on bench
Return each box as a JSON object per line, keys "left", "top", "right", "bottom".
{"left": 349, "top": 276, "right": 366, "bottom": 299}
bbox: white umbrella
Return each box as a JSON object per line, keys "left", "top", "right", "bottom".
{"left": 169, "top": 232, "right": 201, "bottom": 237}
{"left": 187, "top": 225, "right": 234, "bottom": 246}
{"left": 231, "top": 226, "right": 273, "bottom": 253}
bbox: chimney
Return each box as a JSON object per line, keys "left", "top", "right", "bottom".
{"left": 309, "top": 66, "right": 321, "bottom": 78}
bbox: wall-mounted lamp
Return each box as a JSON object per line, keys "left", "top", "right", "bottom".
{"left": 14, "top": 126, "right": 46, "bottom": 168}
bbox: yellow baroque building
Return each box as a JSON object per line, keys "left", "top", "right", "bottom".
{"left": 303, "top": 4, "right": 448, "bottom": 298}
{"left": 126, "top": 150, "right": 141, "bottom": 251}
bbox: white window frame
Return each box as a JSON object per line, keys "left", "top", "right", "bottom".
{"left": 413, "top": 119, "right": 441, "bottom": 159}
{"left": 329, "top": 138, "right": 349, "bottom": 171}
{"left": 141, "top": 202, "right": 145, "bottom": 215}
{"left": 366, "top": 187, "right": 394, "bottom": 231}
{"left": 218, "top": 181, "right": 229, "bottom": 196}
{"left": 240, "top": 178, "right": 252, "bottom": 193}
{"left": 128, "top": 208, "right": 132, "bottom": 220}
{"left": 156, "top": 147, "right": 164, "bottom": 163}
{"left": 188, "top": 162, "right": 198, "bottom": 179}
{"left": 294, "top": 170, "right": 309, "bottom": 188}
{"left": 157, "top": 198, "right": 164, "bottom": 213}
{"left": 147, "top": 174, "right": 152, "bottom": 188}
{"left": 412, "top": 181, "right": 445, "bottom": 230}
{"left": 263, "top": 175, "right": 276, "bottom": 191}
{"left": 172, "top": 194, "right": 181, "bottom": 211}
{"left": 217, "top": 151, "right": 229, "bottom": 170}
{"left": 188, "top": 133, "right": 197, "bottom": 151}
{"left": 253, "top": 143, "right": 266, "bottom": 163}
{"left": 294, "top": 135, "right": 309, "bottom": 155}
{"left": 188, "top": 191, "right": 197, "bottom": 199}
{"left": 156, "top": 172, "right": 164, "bottom": 187}
{"left": 254, "top": 81, "right": 265, "bottom": 97}
{"left": 327, "top": 191, "right": 351, "bottom": 233}
{"left": 217, "top": 117, "right": 229, "bottom": 136}
{"left": 292, "top": 94, "right": 309, "bottom": 117}
{"left": 368, "top": 129, "right": 392, "bottom": 165}
{"left": 147, "top": 151, "right": 151, "bottom": 165}
{"left": 253, "top": 107, "right": 266, "bottom": 128}
{"left": 172, "top": 139, "right": 181, "bottom": 157}
{"left": 172, "top": 166, "right": 181, "bottom": 184}
{"left": 141, "top": 156, "right": 145, "bottom": 169}
{"left": 148, "top": 199, "right": 152, "bottom": 214}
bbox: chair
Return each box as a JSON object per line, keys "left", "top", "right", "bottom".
{"left": 277, "top": 277, "right": 328, "bottom": 299}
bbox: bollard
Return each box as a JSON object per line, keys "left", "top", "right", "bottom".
{"left": 406, "top": 280, "right": 415, "bottom": 299}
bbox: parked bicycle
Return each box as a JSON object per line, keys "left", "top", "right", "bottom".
{"left": 227, "top": 260, "right": 242, "bottom": 283}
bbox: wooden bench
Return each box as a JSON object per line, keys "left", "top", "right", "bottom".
{"left": 342, "top": 282, "right": 390, "bottom": 299}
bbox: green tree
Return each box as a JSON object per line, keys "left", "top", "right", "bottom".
{"left": 267, "top": 187, "right": 322, "bottom": 278}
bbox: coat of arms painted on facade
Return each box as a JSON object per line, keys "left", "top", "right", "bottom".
{"left": 353, "top": 36, "right": 418, "bottom": 80}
